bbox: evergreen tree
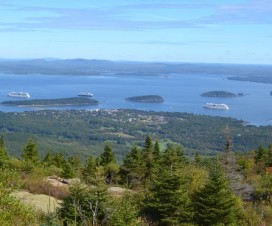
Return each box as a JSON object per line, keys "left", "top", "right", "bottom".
{"left": 141, "top": 136, "right": 156, "bottom": 186}
{"left": 153, "top": 140, "right": 161, "bottom": 162}
{"left": 255, "top": 145, "right": 267, "bottom": 164}
{"left": 144, "top": 135, "right": 153, "bottom": 151}
{"left": 161, "top": 144, "right": 187, "bottom": 174}
{"left": 54, "top": 152, "right": 66, "bottom": 168}
{"left": 61, "top": 161, "right": 76, "bottom": 179}
{"left": 100, "top": 144, "right": 118, "bottom": 184}
{"left": 144, "top": 171, "right": 192, "bottom": 225}
{"left": 100, "top": 144, "right": 116, "bottom": 166}
{"left": 193, "top": 166, "right": 241, "bottom": 225}
{"left": 43, "top": 151, "right": 55, "bottom": 167}
{"left": 82, "top": 156, "right": 97, "bottom": 184}
{"left": 194, "top": 152, "right": 201, "bottom": 167}
{"left": 121, "top": 146, "right": 143, "bottom": 187}
{"left": 21, "top": 139, "right": 39, "bottom": 165}
{"left": 0, "top": 136, "right": 8, "bottom": 167}
{"left": 68, "top": 155, "right": 81, "bottom": 176}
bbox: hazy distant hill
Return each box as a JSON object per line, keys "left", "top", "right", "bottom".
{"left": 0, "top": 59, "right": 272, "bottom": 83}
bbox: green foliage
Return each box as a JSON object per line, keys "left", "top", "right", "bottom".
{"left": 1, "top": 109, "right": 272, "bottom": 160}
{"left": 100, "top": 144, "right": 116, "bottom": 166}
{"left": 160, "top": 144, "right": 187, "bottom": 174}
{"left": 1, "top": 133, "right": 272, "bottom": 225}
{"left": 0, "top": 136, "right": 9, "bottom": 168}
{"left": 0, "top": 168, "right": 20, "bottom": 192}
{"left": 141, "top": 136, "right": 157, "bottom": 186}
{"left": 144, "top": 172, "right": 192, "bottom": 225}
{"left": 142, "top": 141, "right": 193, "bottom": 225}
{"left": 58, "top": 182, "right": 109, "bottom": 225}
{"left": 21, "top": 139, "right": 40, "bottom": 165}
{"left": 82, "top": 156, "right": 97, "bottom": 184}
{"left": 0, "top": 168, "right": 39, "bottom": 225}
{"left": 0, "top": 189, "right": 40, "bottom": 226}
{"left": 110, "top": 193, "right": 141, "bottom": 226}
{"left": 2, "top": 97, "right": 98, "bottom": 106}
{"left": 120, "top": 146, "right": 143, "bottom": 188}
{"left": 153, "top": 140, "right": 161, "bottom": 160}
{"left": 42, "top": 151, "right": 56, "bottom": 167}
{"left": 254, "top": 174, "right": 272, "bottom": 202}
{"left": 193, "top": 166, "right": 242, "bottom": 225}
{"left": 60, "top": 162, "right": 76, "bottom": 179}
{"left": 99, "top": 144, "right": 119, "bottom": 184}
{"left": 53, "top": 152, "right": 66, "bottom": 168}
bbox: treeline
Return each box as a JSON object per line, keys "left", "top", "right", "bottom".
{"left": 1, "top": 135, "right": 272, "bottom": 225}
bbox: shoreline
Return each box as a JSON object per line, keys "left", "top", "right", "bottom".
{"left": 3, "top": 103, "right": 99, "bottom": 107}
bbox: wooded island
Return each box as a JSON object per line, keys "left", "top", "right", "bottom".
{"left": 125, "top": 95, "right": 164, "bottom": 103}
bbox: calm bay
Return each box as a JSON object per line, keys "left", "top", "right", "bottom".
{"left": 0, "top": 72, "right": 272, "bottom": 126}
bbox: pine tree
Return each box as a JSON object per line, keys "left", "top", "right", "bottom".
{"left": 193, "top": 166, "right": 241, "bottom": 225}
{"left": 61, "top": 162, "right": 76, "bottom": 179}
{"left": 153, "top": 140, "right": 161, "bottom": 162}
{"left": 54, "top": 152, "right": 66, "bottom": 168}
{"left": 194, "top": 152, "right": 201, "bottom": 167}
{"left": 141, "top": 136, "right": 156, "bottom": 186}
{"left": 144, "top": 135, "right": 153, "bottom": 151}
{"left": 161, "top": 144, "right": 187, "bottom": 174}
{"left": 121, "top": 146, "right": 143, "bottom": 187}
{"left": 21, "top": 139, "right": 39, "bottom": 165}
{"left": 68, "top": 155, "right": 81, "bottom": 175}
{"left": 100, "top": 144, "right": 116, "bottom": 166}
{"left": 82, "top": 156, "right": 97, "bottom": 184}
{"left": 144, "top": 170, "right": 192, "bottom": 225}
{"left": 43, "top": 151, "right": 55, "bottom": 167}
{"left": 100, "top": 144, "right": 118, "bottom": 184}
{"left": 255, "top": 146, "right": 267, "bottom": 162}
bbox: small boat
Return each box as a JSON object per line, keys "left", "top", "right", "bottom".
{"left": 203, "top": 103, "right": 229, "bottom": 110}
{"left": 78, "top": 92, "right": 93, "bottom": 97}
{"left": 8, "top": 92, "right": 30, "bottom": 98}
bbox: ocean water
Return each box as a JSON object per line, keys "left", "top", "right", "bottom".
{"left": 0, "top": 73, "right": 272, "bottom": 126}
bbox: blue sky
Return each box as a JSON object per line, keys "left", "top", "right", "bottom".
{"left": 0, "top": 0, "right": 272, "bottom": 64}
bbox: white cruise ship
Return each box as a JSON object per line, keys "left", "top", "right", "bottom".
{"left": 203, "top": 103, "right": 229, "bottom": 110}
{"left": 78, "top": 92, "right": 93, "bottom": 97}
{"left": 8, "top": 92, "right": 30, "bottom": 98}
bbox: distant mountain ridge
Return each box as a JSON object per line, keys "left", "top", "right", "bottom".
{"left": 0, "top": 59, "right": 272, "bottom": 83}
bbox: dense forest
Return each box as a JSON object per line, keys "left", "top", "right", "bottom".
{"left": 1, "top": 108, "right": 272, "bottom": 225}
{"left": 0, "top": 109, "right": 272, "bottom": 159}
{"left": 1, "top": 134, "right": 272, "bottom": 225}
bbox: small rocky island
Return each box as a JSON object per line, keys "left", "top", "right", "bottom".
{"left": 1, "top": 97, "right": 99, "bottom": 107}
{"left": 125, "top": 95, "right": 164, "bottom": 103}
{"left": 201, "top": 91, "right": 237, "bottom": 98}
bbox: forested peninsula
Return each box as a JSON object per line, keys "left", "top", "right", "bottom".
{"left": 1, "top": 97, "right": 99, "bottom": 107}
